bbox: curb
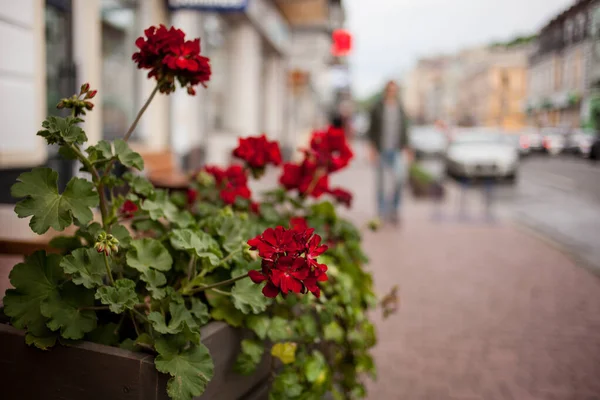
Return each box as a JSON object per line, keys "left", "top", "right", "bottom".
{"left": 509, "top": 219, "right": 600, "bottom": 278}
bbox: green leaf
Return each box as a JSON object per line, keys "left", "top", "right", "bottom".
{"left": 231, "top": 279, "right": 269, "bottom": 314}
{"left": 323, "top": 321, "right": 344, "bottom": 344}
{"left": 246, "top": 315, "right": 270, "bottom": 340}
{"left": 271, "top": 342, "right": 297, "bottom": 365}
{"left": 37, "top": 116, "right": 87, "bottom": 145}
{"left": 111, "top": 224, "right": 132, "bottom": 248}
{"left": 305, "top": 351, "right": 327, "bottom": 383}
{"left": 234, "top": 339, "right": 264, "bottom": 375}
{"left": 169, "top": 229, "right": 222, "bottom": 264}
{"left": 49, "top": 235, "right": 83, "bottom": 252}
{"left": 87, "top": 323, "right": 120, "bottom": 346}
{"left": 3, "top": 251, "right": 65, "bottom": 336}
{"left": 355, "top": 353, "right": 377, "bottom": 379}
{"left": 296, "top": 314, "right": 318, "bottom": 339}
{"left": 123, "top": 173, "right": 154, "bottom": 197}
{"left": 271, "top": 369, "right": 303, "bottom": 398}
{"left": 40, "top": 281, "right": 97, "bottom": 339}
{"left": 268, "top": 316, "right": 294, "bottom": 342}
{"left": 142, "top": 191, "right": 179, "bottom": 221}
{"left": 95, "top": 279, "right": 138, "bottom": 314}
{"left": 126, "top": 238, "right": 173, "bottom": 272}
{"left": 207, "top": 292, "right": 245, "bottom": 328}
{"left": 216, "top": 217, "right": 246, "bottom": 253}
{"left": 155, "top": 338, "right": 214, "bottom": 400}
{"left": 140, "top": 269, "right": 167, "bottom": 300}
{"left": 60, "top": 248, "right": 107, "bottom": 289}
{"left": 12, "top": 169, "right": 99, "bottom": 234}
{"left": 148, "top": 302, "right": 200, "bottom": 336}
{"left": 25, "top": 332, "right": 58, "bottom": 350}
{"left": 190, "top": 297, "right": 210, "bottom": 325}
{"left": 114, "top": 139, "right": 144, "bottom": 170}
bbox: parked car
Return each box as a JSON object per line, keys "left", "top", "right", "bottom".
{"left": 409, "top": 126, "right": 448, "bottom": 158}
{"left": 502, "top": 134, "right": 530, "bottom": 157}
{"left": 523, "top": 129, "right": 544, "bottom": 152}
{"left": 590, "top": 134, "right": 600, "bottom": 161}
{"left": 563, "top": 129, "right": 596, "bottom": 156}
{"left": 445, "top": 131, "right": 519, "bottom": 182}
{"left": 541, "top": 128, "right": 566, "bottom": 155}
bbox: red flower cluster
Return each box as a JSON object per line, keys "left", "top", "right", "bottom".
{"left": 278, "top": 125, "right": 353, "bottom": 199}
{"left": 187, "top": 188, "right": 198, "bottom": 205}
{"left": 248, "top": 223, "right": 328, "bottom": 298}
{"left": 120, "top": 200, "right": 138, "bottom": 219}
{"left": 132, "top": 25, "right": 211, "bottom": 95}
{"left": 280, "top": 161, "right": 329, "bottom": 198}
{"left": 308, "top": 126, "right": 353, "bottom": 173}
{"left": 328, "top": 187, "right": 353, "bottom": 208}
{"left": 203, "top": 165, "right": 252, "bottom": 205}
{"left": 233, "top": 135, "right": 282, "bottom": 174}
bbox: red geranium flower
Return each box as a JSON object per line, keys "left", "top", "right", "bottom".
{"left": 233, "top": 134, "right": 282, "bottom": 171}
{"left": 247, "top": 225, "right": 328, "bottom": 298}
{"left": 308, "top": 126, "right": 353, "bottom": 173}
{"left": 132, "top": 25, "right": 211, "bottom": 95}
{"left": 328, "top": 187, "right": 353, "bottom": 208}
{"left": 290, "top": 217, "right": 308, "bottom": 231}
{"left": 187, "top": 188, "right": 198, "bottom": 205}
{"left": 279, "top": 160, "right": 329, "bottom": 198}
{"left": 203, "top": 165, "right": 225, "bottom": 185}
{"left": 248, "top": 226, "right": 300, "bottom": 259}
{"left": 120, "top": 200, "right": 138, "bottom": 219}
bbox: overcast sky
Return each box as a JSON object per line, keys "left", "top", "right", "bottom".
{"left": 345, "top": 0, "right": 574, "bottom": 98}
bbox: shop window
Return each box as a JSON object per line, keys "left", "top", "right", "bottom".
{"left": 203, "top": 14, "right": 228, "bottom": 133}
{"left": 100, "top": 0, "right": 140, "bottom": 141}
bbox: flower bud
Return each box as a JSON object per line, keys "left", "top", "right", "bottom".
{"left": 57, "top": 101, "right": 65, "bottom": 109}
{"left": 86, "top": 90, "right": 97, "bottom": 99}
{"left": 187, "top": 86, "right": 196, "bottom": 96}
{"left": 80, "top": 83, "right": 90, "bottom": 95}
{"left": 84, "top": 101, "right": 94, "bottom": 110}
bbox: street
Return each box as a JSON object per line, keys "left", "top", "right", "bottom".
{"left": 328, "top": 144, "right": 600, "bottom": 399}
{"left": 492, "top": 155, "right": 600, "bottom": 274}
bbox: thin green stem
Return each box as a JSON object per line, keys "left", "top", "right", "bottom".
{"left": 130, "top": 311, "right": 141, "bottom": 336}
{"left": 187, "top": 255, "right": 196, "bottom": 281}
{"left": 218, "top": 249, "right": 242, "bottom": 267}
{"left": 210, "top": 288, "right": 232, "bottom": 296}
{"left": 131, "top": 308, "right": 150, "bottom": 323}
{"left": 185, "top": 273, "right": 249, "bottom": 295}
{"left": 103, "top": 253, "right": 116, "bottom": 286}
{"left": 124, "top": 84, "right": 160, "bottom": 142}
{"left": 69, "top": 144, "right": 110, "bottom": 227}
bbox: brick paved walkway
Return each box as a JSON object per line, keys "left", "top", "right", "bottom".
{"left": 331, "top": 148, "right": 600, "bottom": 400}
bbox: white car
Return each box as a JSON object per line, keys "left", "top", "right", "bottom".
{"left": 445, "top": 132, "right": 519, "bottom": 182}
{"left": 541, "top": 128, "right": 566, "bottom": 155}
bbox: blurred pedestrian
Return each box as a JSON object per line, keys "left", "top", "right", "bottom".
{"left": 366, "top": 80, "right": 411, "bottom": 225}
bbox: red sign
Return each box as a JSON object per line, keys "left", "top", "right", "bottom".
{"left": 331, "top": 29, "right": 352, "bottom": 57}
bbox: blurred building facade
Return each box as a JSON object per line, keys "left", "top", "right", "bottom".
{"left": 0, "top": 0, "right": 348, "bottom": 201}
{"left": 404, "top": 45, "right": 530, "bottom": 131}
{"left": 526, "top": 0, "right": 598, "bottom": 128}
{"left": 458, "top": 45, "right": 530, "bottom": 131}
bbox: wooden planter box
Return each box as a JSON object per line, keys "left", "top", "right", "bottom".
{"left": 0, "top": 322, "right": 270, "bottom": 400}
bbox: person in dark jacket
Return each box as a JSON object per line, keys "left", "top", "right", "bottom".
{"left": 366, "top": 80, "right": 411, "bottom": 225}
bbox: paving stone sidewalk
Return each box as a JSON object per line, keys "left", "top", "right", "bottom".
{"left": 330, "top": 150, "right": 600, "bottom": 400}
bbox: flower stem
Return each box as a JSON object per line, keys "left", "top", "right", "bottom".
{"left": 69, "top": 144, "right": 110, "bottom": 228}
{"left": 124, "top": 84, "right": 160, "bottom": 142}
{"left": 210, "top": 288, "right": 232, "bottom": 296}
{"left": 187, "top": 255, "right": 196, "bottom": 281}
{"left": 131, "top": 308, "right": 150, "bottom": 323}
{"left": 186, "top": 273, "right": 249, "bottom": 295}
{"left": 130, "top": 311, "right": 141, "bottom": 336}
{"left": 305, "top": 167, "right": 326, "bottom": 196}
{"left": 218, "top": 249, "right": 242, "bottom": 267}
{"left": 103, "top": 253, "right": 116, "bottom": 286}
